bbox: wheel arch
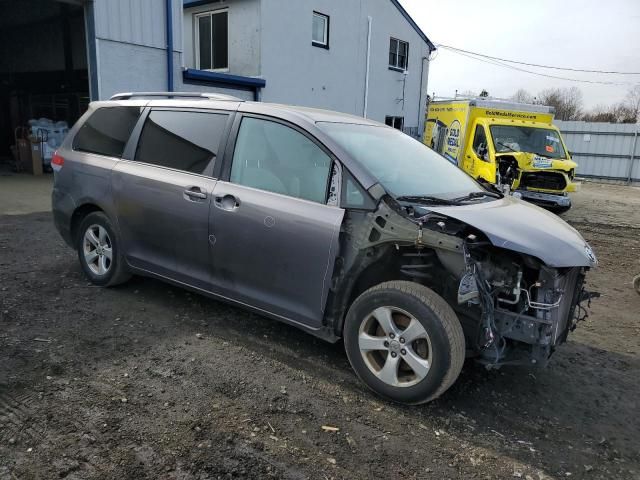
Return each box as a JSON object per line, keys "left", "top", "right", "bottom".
{"left": 70, "top": 203, "right": 105, "bottom": 246}
{"left": 330, "top": 246, "right": 406, "bottom": 337}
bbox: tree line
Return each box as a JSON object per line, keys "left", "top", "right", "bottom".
{"left": 452, "top": 86, "right": 640, "bottom": 123}
{"left": 509, "top": 86, "right": 640, "bottom": 123}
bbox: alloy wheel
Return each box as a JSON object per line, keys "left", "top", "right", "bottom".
{"left": 358, "top": 306, "right": 432, "bottom": 388}
{"left": 82, "top": 224, "right": 113, "bottom": 276}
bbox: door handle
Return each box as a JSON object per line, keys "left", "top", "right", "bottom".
{"left": 184, "top": 187, "right": 207, "bottom": 200}
{"left": 214, "top": 194, "right": 240, "bottom": 211}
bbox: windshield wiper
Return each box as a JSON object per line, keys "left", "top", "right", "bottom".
{"left": 451, "top": 191, "right": 502, "bottom": 203}
{"left": 396, "top": 195, "right": 463, "bottom": 206}
{"left": 496, "top": 141, "right": 518, "bottom": 153}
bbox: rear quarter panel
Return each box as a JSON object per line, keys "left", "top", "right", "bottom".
{"left": 52, "top": 103, "right": 145, "bottom": 245}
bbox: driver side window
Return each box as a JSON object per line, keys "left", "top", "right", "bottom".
{"left": 230, "top": 117, "right": 333, "bottom": 204}
{"left": 472, "top": 125, "right": 489, "bottom": 161}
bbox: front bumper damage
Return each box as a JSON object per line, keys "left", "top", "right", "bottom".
{"left": 476, "top": 265, "right": 598, "bottom": 367}
{"left": 328, "top": 194, "right": 597, "bottom": 369}
{"left": 515, "top": 189, "right": 571, "bottom": 209}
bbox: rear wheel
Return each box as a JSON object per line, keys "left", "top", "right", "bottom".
{"left": 77, "top": 212, "right": 130, "bottom": 287}
{"left": 343, "top": 281, "right": 465, "bottom": 404}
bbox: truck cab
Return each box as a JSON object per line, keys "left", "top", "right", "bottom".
{"left": 425, "top": 99, "right": 579, "bottom": 212}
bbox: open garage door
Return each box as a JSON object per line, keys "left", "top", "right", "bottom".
{"left": 0, "top": 0, "right": 89, "bottom": 174}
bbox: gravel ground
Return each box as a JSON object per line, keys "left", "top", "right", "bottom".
{"left": 0, "top": 181, "right": 639, "bottom": 480}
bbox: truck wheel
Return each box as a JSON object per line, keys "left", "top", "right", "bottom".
{"left": 551, "top": 205, "right": 571, "bottom": 215}
{"left": 343, "top": 281, "right": 465, "bottom": 404}
{"left": 76, "top": 212, "right": 130, "bottom": 287}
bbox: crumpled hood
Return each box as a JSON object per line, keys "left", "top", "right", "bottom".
{"left": 423, "top": 196, "right": 596, "bottom": 268}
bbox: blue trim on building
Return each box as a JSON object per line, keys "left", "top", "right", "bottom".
{"left": 165, "top": 0, "right": 174, "bottom": 91}
{"left": 182, "top": 69, "right": 265, "bottom": 101}
{"left": 183, "top": 0, "right": 218, "bottom": 8}
{"left": 183, "top": 69, "right": 266, "bottom": 88}
{"left": 389, "top": 0, "right": 436, "bottom": 52}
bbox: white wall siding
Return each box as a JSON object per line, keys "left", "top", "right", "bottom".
{"left": 92, "top": 0, "right": 183, "bottom": 99}
{"left": 260, "top": 0, "right": 430, "bottom": 131}
{"left": 363, "top": 0, "right": 431, "bottom": 133}
{"left": 556, "top": 120, "right": 640, "bottom": 183}
{"left": 97, "top": 42, "right": 173, "bottom": 99}
{"left": 260, "top": 0, "right": 366, "bottom": 117}
{"left": 90, "top": 0, "right": 431, "bottom": 126}
{"left": 94, "top": 0, "right": 181, "bottom": 52}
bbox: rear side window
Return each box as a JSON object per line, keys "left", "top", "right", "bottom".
{"left": 135, "top": 110, "right": 228, "bottom": 174}
{"left": 73, "top": 107, "right": 141, "bottom": 157}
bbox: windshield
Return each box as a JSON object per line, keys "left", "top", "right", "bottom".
{"left": 317, "top": 122, "right": 484, "bottom": 199}
{"left": 490, "top": 125, "right": 567, "bottom": 159}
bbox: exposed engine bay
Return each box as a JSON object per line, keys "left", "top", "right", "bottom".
{"left": 456, "top": 241, "right": 590, "bottom": 366}
{"left": 327, "top": 193, "right": 598, "bottom": 368}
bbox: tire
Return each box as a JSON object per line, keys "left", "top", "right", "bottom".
{"left": 343, "top": 281, "right": 465, "bottom": 405}
{"left": 634, "top": 275, "right": 640, "bottom": 295}
{"left": 76, "top": 211, "right": 130, "bottom": 287}
{"left": 550, "top": 205, "right": 571, "bottom": 215}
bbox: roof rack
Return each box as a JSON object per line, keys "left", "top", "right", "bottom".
{"left": 109, "top": 92, "right": 243, "bottom": 101}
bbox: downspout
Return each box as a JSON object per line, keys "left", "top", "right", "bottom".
{"left": 416, "top": 56, "right": 427, "bottom": 138}
{"left": 363, "top": 16, "right": 372, "bottom": 118}
{"left": 165, "top": 0, "right": 174, "bottom": 91}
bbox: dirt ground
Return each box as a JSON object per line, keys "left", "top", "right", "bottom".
{"left": 1, "top": 177, "right": 639, "bottom": 480}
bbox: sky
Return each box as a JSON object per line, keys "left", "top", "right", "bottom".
{"left": 399, "top": 0, "right": 640, "bottom": 110}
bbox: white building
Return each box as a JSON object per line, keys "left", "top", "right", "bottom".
{"left": 0, "top": 0, "right": 435, "bottom": 158}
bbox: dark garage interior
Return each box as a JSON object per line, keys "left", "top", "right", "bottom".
{"left": 0, "top": 0, "right": 89, "bottom": 173}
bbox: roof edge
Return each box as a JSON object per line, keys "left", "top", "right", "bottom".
{"left": 389, "top": 0, "right": 436, "bottom": 52}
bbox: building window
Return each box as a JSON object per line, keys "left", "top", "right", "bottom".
{"left": 389, "top": 38, "right": 409, "bottom": 71}
{"left": 312, "top": 12, "right": 329, "bottom": 49}
{"left": 385, "top": 116, "right": 404, "bottom": 130}
{"left": 195, "top": 10, "right": 228, "bottom": 71}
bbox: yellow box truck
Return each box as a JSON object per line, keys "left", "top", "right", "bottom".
{"left": 424, "top": 98, "right": 579, "bottom": 212}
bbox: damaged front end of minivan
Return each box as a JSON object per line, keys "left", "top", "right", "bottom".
{"left": 326, "top": 189, "right": 598, "bottom": 368}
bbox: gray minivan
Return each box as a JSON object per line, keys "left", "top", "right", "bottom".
{"left": 52, "top": 92, "right": 597, "bottom": 404}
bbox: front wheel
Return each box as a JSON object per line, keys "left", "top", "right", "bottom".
{"left": 549, "top": 205, "right": 571, "bottom": 215}
{"left": 343, "top": 281, "right": 465, "bottom": 404}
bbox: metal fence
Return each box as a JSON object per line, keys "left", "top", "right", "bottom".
{"left": 555, "top": 120, "right": 639, "bottom": 184}
{"left": 403, "top": 126, "right": 420, "bottom": 139}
